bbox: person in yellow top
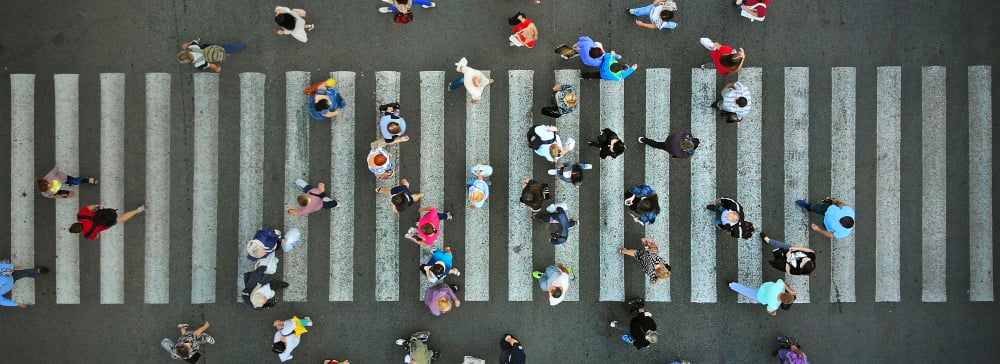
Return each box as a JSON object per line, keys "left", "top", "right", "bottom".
{"left": 36, "top": 165, "right": 97, "bottom": 199}
{"left": 273, "top": 316, "right": 313, "bottom": 362}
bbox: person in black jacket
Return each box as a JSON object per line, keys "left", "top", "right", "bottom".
{"left": 609, "top": 298, "right": 660, "bottom": 350}
{"left": 518, "top": 179, "right": 552, "bottom": 213}
{"left": 706, "top": 197, "right": 755, "bottom": 239}
{"left": 760, "top": 232, "right": 816, "bottom": 275}
{"left": 587, "top": 128, "right": 626, "bottom": 159}
{"left": 241, "top": 256, "right": 289, "bottom": 310}
{"left": 637, "top": 130, "right": 700, "bottom": 158}
{"left": 499, "top": 334, "right": 526, "bottom": 364}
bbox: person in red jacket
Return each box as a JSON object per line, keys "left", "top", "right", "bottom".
{"left": 698, "top": 38, "right": 746, "bottom": 76}
{"left": 69, "top": 204, "right": 145, "bottom": 240}
{"left": 508, "top": 12, "right": 538, "bottom": 48}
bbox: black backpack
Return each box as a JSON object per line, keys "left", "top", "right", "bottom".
{"left": 91, "top": 208, "right": 118, "bottom": 227}
{"left": 541, "top": 106, "right": 562, "bottom": 118}
{"left": 526, "top": 125, "right": 556, "bottom": 150}
{"left": 730, "top": 220, "right": 755, "bottom": 239}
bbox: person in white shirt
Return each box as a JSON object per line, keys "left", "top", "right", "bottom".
{"left": 274, "top": 6, "right": 314, "bottom": 43}
{"left": 532, "top": 263, "right": 572, "bottom": 305}
{"left": 711, "top": 82, "right": 752, "bottom": 122}
{"left": 449, "top": 57, "right": 494, "bottom": 104}
{"left": 272, "top": 316, "right": 313, "bottom": 362}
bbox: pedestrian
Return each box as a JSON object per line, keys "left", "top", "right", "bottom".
{"left": 527, "top": 124, "right": 575, "bottom": 163}
{"left": 378, "top": 102, "right": 410, "bottom": 146}
{"left": 450, "top": 57, "right": 493, "bottom": 104}
{"left": 36, "top": 164, "right": 97, "bottom": 199}
{"left": 508, "top": 12, "right": 538, "bottom": 48}
{"left": 532, "top": 263, "right": 572, "bottom": 306}
{"left": 540, "top": 84, "right": 578, "bottom": 118}
{"left": 618, "top": 237, "right": 671, "bottom": 285}
{"left": 582, "top": 51, "right": 638, "bottom": 81}
{"left": 467, "top": 163, "right": 493, "bottom": 210}
{"left": 711, "top": 81, "right": 752, "bottom": 123}
{"left": 706, "top": 197, "right": 755, "bottom": 239}
{"left": 518, "top": 179, "right": 552, "bottom": 213}
{"left": 323, "top": 360, "right": 350, "bottom": 364}
{"left": 534, "top": 202, "right": 577, "bottom": 245}
{"left": 637, "top": 130, "right": 700, "bottom": 158}
{"left": 795, "top": 197, "right": 856, "bottom": 239}
{"left": 163, "top": 322, "right": 214, "bottom": 363}
{"left": 245, "top": 228, "right": 302, "bottom": 261}
{"left": 610, "top": 298, "right": 660, "bottom": 350}
{"left": 377, "top": 178, "right": 424, "bottom": 213}
{"left": 760, "top": 233, "right": 816, "bottom": 275}
{"left": 0, "top": 260, "right": 47, "bottom": 308}
{"left": 628, "top": 0, "right": 678, "bottom": 30}
{"left": 419, "top": 247, "right": 461, "bottom": 283}
{"left": 499, "top": 334, "right": 526, "bottom": 364}
{"left": 274, "top": 6, "right": 314, "bottom": 43}
{"left": 624, "top": 185, "right": 660, "bottom": 225}
{"left": 774, "top": 336, "right": 810, "bottom": 364}
{"left": 698, "top": 37, "right": 745, "bottom": 76}
{"left": 547, "top": 162, "right": 593, "bottom": 187}
{"left": 587, "top": 127, "right": 626, "bottom": 159}
{"left": 242, "top": 251, "right": 289, "bottom": 311}
{"left": 285, "top": 179, "right": 338, "bottom": 217}
{"left": 367, "top": 143, "right": 395, "bottom": 180}
{"left": 728, "top": 279, "right": 797, "bottom": 316}
{"left": 69, "top": 204, "right": 145, "bottom": 240}
{"left": 573, "top": 35, "right": 606, "bottom": 68}
{"left": 395, "top": 330, "right": 438, "bottom": 364}
{"left": 273, "top": 316, "right": 313, "bottom": 362}
{"left": 177, "top": 39, "right": 245, "bottom": 73}
{"left": 424, "top": 282, "right": 461, "bottom": 316}
{"left": 736, "top": 0, "right": 771, "bottom": 22}
{"left": 378, "top": 0, "right": 437, "bottom": 14}
{"left": 406, "top": 207, "right": 453, "bottom": 247}
{"left": 305, "top": 78, "right": 348, "bottom": 120}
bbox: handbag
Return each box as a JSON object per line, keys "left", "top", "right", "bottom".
{"left": 394, "top": 11, "right": 413, "bottom": 24}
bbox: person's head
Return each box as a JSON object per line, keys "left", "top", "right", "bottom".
{"left": 247, "top": 239, "right": 266, "bottom": 259}
{"left": 469, "top": 190, "right": 485, "bottom": 204}
{"left": 610, "top": 62, "right": 628, "bottom": 73}
{"left": 274, "top": 13, "right": 296, "bottom": 30}
{"left": 840, "top": 216, "right": 855, "bottom": 229}
{"left": 430, "top": 263, "right": 445, "bottom": 276}
{"left": 720, "top": 53, "right": 744, "bottom": 68}
{"left": 654, "top": 266, "right": 671, "bottom": 280}
{"left": 273, "top": 319, "right": 285, "bottom": 328}
{"left": 645, "top": 330, "right": 660, "bottom": 344}
{"left": 176, "top": 51, "right": 195, "bottom": 64}
{"left": 563, "top": 92, "right": 578, "bottom": 108}
{"left": 372, "top": 154, "right": 388, "bottom": 167}
{"left": 436, "top": 296, "right": 453, "bottom": 313}
{"left": 548, "top": 143, "right": 562, "bottom": 158}
{"left": 681, "top": 139, "right": 696, "bottom": 152}
{"left": 659, "top": 10, "right": 674, "bottom": 21}
{"left": 395, "top": 0, "right": 407, "bottom": 4}
{"left": 569, "top": 164, "right": 584, "bottom": 186}
{"left": 550, "top": 286, "right": 563, "bottom": 299}
{"left": 387, "top": 122, "right": 402, "bottom": 135}
{"left": 799, "top": 259, "right": 817, "bottom": 275}
{"left": 174, "top": 344, "right": 191, "bottom": 359}
{"left": 637, "top": 198, "right": 655, "bottom": 213}
{"left": 314, "top": 98, "right": 331, "bottom": 112}
{"left": 473, "top": 76, "right": 494, "bottom": 87}
{"left": 296, "top": 195, "right": 310, "bottom": 207}
{"left": 779, "top": 292, "right": 796, "bottom": 304}
{"left": 35, "top": 178, "right": 50, "bottom": 192}
{"left": 272, "top": 341, "right": 287, "bottom": 354}
{"left": 611, "top": 140, "right": 626, "bottom": 156}
{"left": 735, "top": 97, "right": 748, "bottom": 108}
{"left": 420, "top": 223, "right": 436, "bottom": 236}
{"left": 391, "top": 193, "right": 409, "bottom": 209}
{"left": 68, "top": 223, "right": 83, "bottom": 234}
{"left": 589, "top": 47, "right": 605, "bottom": 59}
{"left": 726, "top": 211, "right": 740, "bottom": 223}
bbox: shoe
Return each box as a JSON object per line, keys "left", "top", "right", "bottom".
{"left": 637, "top": 137, "right": 646, "bottom": 144}
{"left": 626, "top": 298, "right": 645, "bottom": 307}
{"left": 375, "top": 187, "right": 382, "bottom": 193}
{"left": 303, "top": 316, "right": 313, "bottom": 326}
{"left": 422, "top": 2, "right": 436, "bottom": 8}
{"left": 277, "top": 281, "right": 290, "bottom": 289}
{"left": 88, "top": 178, "right": 99, "bottom": 185}
{"left": 706, "top": 204, "right": 718, "bottom": 211}
{"left": 449, "top": 284, "right": 461, "bottom": 292}
{"left": 795, "top": 200, "right": 810, "bottom": 209}
{"left": 580, "top": 163, "right": 593, "bottom": 170}
{"left": 621, "top": 334, "right": 634, "bottom": 344}
{"left": 452, "top": 269, "right": 461, "bottom": 276}
{"left": 36, "top": 266, "right": 49, "bottom": 274}
{"left": 294, "top": 179, "right": 308, "bottom": 188}
{"left": 547, "top": 169, "right": 558, "bottom": 176}
{"left": 455, "top": 57, "right": 468, "bottom": 72}
{"left": 382, "top": 0, "right": 393, "bottom": 3}
{"left": 532, "top": 271, "right": 543, "bottom": 279}
{"left": 431, "top": 351, "right": 440, "bottom": 360}
{"left": 759, "top": 232, "right": 770, "bottom": 243}
{"left": 177, "top": 323, "right": 189, "bottom": 329}
{"left": 587, "top": 141, "right": 600, "bottom": 147}
{"left": 378, "top": 6, "right": 393, "bottom": 13}
{"left": 136, "top": 204, "right": 146, "bottom": 213}
{"left": 395, "top": 338, "right": 408, "bottom": 346}
{"left": 700, "top": 63, "right": 712, "bottom": 69}
{"left": 610, "top": 320, "right": 618, "bottom": 327}
{"left": 203, "top": 334, "right": 215, "bottom": 345}
{"left": 305, "top": 24, "right": 315, "bottom": 31}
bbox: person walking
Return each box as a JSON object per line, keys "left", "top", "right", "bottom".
{"left": 618, "top": 238, "right": 671, "bottom": 285}
{"left": 508, "top": 12, "right": 538, "bottom": 48}
{"left": 534, "top": 202, "right": 577, "bottom": 245}
{"left": 405, "top": 207, "right": 452, "bottom": 247}
{"left": 378, "top": 102, "right": 410, "bottom": 146}
{"left": 610, "top": 299, "right": 660, "bottom": 350}
{"left": 305, "top": 78, "right": 348, "bottom": 121}
{"left": 574, "top": 35, "right": 606, "bottom": 68}
{"left": 774, "top": 336, "right": 810, "bottom": 364}
{"left": 274, "top": 6, "right": 314, "bottom": 43}
{"left": 242, "top": 251, "right": 289, "bottom": 311}
{"left": 638, "top": 130, "right": 700, "bottom": 158}
{"left": 245, "top": 228, "right": 302, "bottom": 262}
{"left": 377, "top": 178, "right": 424, "bottom": 213}
{"left": 450, "top": 57, "right": 493, "bottom": 104}
{"left": 285, "top": 179, "right": 338, "bottom": 217}
{"left": 547, "top": 162, "right": 593, "bottom": 187}
{"left": 698, "top": 37, "right": 745, "bottom": 76}
{"left": 177, "top": 39, "right": 246, "bottom": 72}
{"left": 69, "top": 204, "right": 145, "bottom": 240}
{"left": 532, "top": 263, "right": 572, "bottom": 306}
{"left": 367, "top": 143, "right": 395, "bottom": 180}
{"left": 163, "top": 321, "right": 214, "bottom": 363}
{"left": 711, "top": 82, "right": 752, "bottom": 123}
{"left": 760, "top": 233, "right": 816, "bottom": 275}
{"left": 795, "top": 197, "right": 856, "bottom": 239}
{"left": 736, "top": 0, "right": 771, "bottom": 22}
{"left": 419, "top": 247, "right": 461, "bottom": 283}
{"left": 467, "top": 163, "right": 492, "bottom": 210}
{"left": 587, "top": 128, "right": 626, "bottom": 159}
{"left": 624, "top": 185, "right": 660, "bottom": 225}
{"left": 707, "top": 197, "right": 755, "bottom": 239}
{"left": 527, "top": 124, "right": 575, "bottom": 163}
{"left": 36, "top": 164, "right": 96, "bottom": 199}
{"left": 424, "top": 282, "right": 461, "bottom": 316}
{"left": 582, "top": 51, "right": 638, "bottom": 81}
{"left": 272, "top": 316, "right": 313, "bottom": 362}
{"left": 628, "top": 0, "right": 678, "bottom": 30}
{"left": 518, "top": 179, "right": 552, "bottom": 213}
{"left": 541, "top": 84, "right": 578, "bottom": 118}
{"left": 499, "top": 334, "right": 526, "bottom": 364}
{"left": 379, "top": 0, "right": 437, "bottom": 15}
{"left": 728, "top": 279, "right": 797, "bottom": 316}
{"left": 395, "top": 330, "right": 438, "bottom": 364}
{"left": 0, "top": 260, "right": 47, "bottom": 308}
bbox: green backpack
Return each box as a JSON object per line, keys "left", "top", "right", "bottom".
{"left": 194, "top": 45, "right": 226, "bottom": 63}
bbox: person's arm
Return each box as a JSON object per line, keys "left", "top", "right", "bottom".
{"left": 832, "top": 198, "right": 848, "bottom": 207}
{"left": 788, "top": 246, "right": 815, "bottom": 253}
{"left": 208, "top": 63, "right": 222, "bottom": 73}
{"left": 811, "top": 223, "right": 836, "bottom": 238}
{"left": 634, "top": 20, "right": 658, "bottom": 29}
{"left": 741, "top": 5, "right": 760, "bottom": 17}
{"left": 193, "top": 321, "right": 210, "bottom": 336}
{"left": 401, "top": 178, "right": 410, "bottom": 187}
{"left": 323, "top": 109, "right": 341, "bottom": 118}
{"left": 181, "top": 39, "right": 199, "bottom": 49}
{"left": 784, "top": 281, "right": 798, "bottom": 295}
{"left": 285, "top": 206, "right": 302, "bottom": 216}
{"left": 620, "top": 64, "right": 638, "bottom": 79}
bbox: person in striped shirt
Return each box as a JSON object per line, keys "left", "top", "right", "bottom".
{"left": 618, "top": 237, "right": 671, "bottom": 284}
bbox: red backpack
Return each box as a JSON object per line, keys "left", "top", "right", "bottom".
{"left": 394, "top": 12, "right": 413, "bottom": 24}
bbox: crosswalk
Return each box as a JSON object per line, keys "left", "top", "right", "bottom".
{"left": 5, "top": 66, "right": 994, "bottom": 305}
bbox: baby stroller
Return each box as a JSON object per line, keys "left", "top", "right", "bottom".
{"left": 395, "top": 330, "right": 439, "bottom": 364}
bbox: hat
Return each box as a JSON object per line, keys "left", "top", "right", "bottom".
{"left": 246, "top": 239, "right": 266, "bottom": 259}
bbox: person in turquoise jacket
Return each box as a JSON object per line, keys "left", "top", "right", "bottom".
{"left": 728, "top": 279, "right": 797, "bottom": 316}
{"left": 582, "top": 51, "right": 638, "bottom": 81}
{"left": 0, "top": 260, "right": 47, "bottom": 307}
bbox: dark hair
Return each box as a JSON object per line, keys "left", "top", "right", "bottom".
{"left": 800, "top": 260, "right": 817, "bottom": 275}
{"left": 569, "top": 164, "right": 584, "bottom": 186}
{"left": 508, "top": 12, "right": 526, "bottom": 26}
{"left": 35, "top": 178, "right": 49, "bottom": 192}
{"left": 69, "top": 223, "right": 83, "bottom": 234}
{"left": 610, "top": 62, "right": 627, "bottom": 73}
{"left": 420, "top": 223, "right": 436, "bottom": 236}
{"left": 612, "top": 141, "right": 625, "bottom": 155}
{"left": 314, "top": 99, "right": 331, "bottom": 112}
{"left": 395, "top": 0, "right": 407, "bottom": 4}
{"left": 840, "top": 216, "right": 855, "bottom": 228}
{"left": 430, "top": 264, "right": 445, "bottom": 276}
{"left": 391, "top": 193, "right": 409, "bottom": 209}
{"left": 274, "top": 13, "right": 296, "bottom": 30}
{"left": 589, "top": 48, "right": 604, "bottom": 59}
{"left": 175, "top": 345, "right": 191, "bottom": 358}
{"left": 551, "top": 286, "right": 563, "bottom": 298}
{"left": 659, "top": 10, "right": 674, "bottom": 21}
{"left": 263, "top": 298, "right": 278, "bottom": 308}
{"left": 720, "top": 53, "right": 744, "bottom": 68}
{"left": 272, "top": 341, "right": 287, "bottom": 354}
{"left": 735, "top": 97, "right": 748, "bottom": 107}
{"left": 636, "top": 195, "right": 661, "bottom": 214}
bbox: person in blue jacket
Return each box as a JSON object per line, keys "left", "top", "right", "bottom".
{"left": 582, "top": 51, "right": 638, "bottom": 81}
{"left": 308, "top": 82, "right": 348, "bottom": 121}
{"left": 624, "top": 185, "right": 660, "bottom": 225}
{"left": 0, "top": 260, "right": 47, "bottom": 308}
{"left": 534, "top": 202, "right": 577, "bottom": 244}
{"left": 573, "top": 35, "right": 606, "bottom": 68}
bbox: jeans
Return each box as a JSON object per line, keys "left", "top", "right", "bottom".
{"left": 538, "top": 266, "right": 561, "bottom": 290}
{"left": 728, "top": 282, "right": 764, "bottom": 304}
{"left": 390, "top": 0, "right": 432, "bottom": 12}
{"left": 13, "top": 269, "right": 39, "bottom": 281}
{"left": 806, "top": 202, "right": 831, "bottom": 215}
{"left": 220, "top": 42, "right": 246, "bottom": 54}
{"left": 436, "top": 212, "right": 449, "bottom": 220}
{"left": 448, "top": 76, "right": 464, "bottom": 91}
{"left": 639, "top": 137, "right": 668, "bottom": 151}
{"left": 64, "top": 175, "right": 90, "bottom": 185}
{"left": 629, "top": 4, "right": 657, "bottom": 16}
{"left": 768, "top": 238, "right": 793, "bottom": 251}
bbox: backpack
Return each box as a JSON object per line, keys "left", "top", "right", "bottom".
{"left": 194, "top": 45, "right": 226, "bottom": 63}
{"left": 92, "top": 208, "right": 119, "bottom": 227}
{"left": 541, "top": 106, "right": 562, "bottom": 118}
{"left": 526, "top": 125, "right": 556, "bottom": 150}
{"left": 730, "top": 220, "right": 755, "bottom": 239}
{"left": 394, "top": 11, "right": 413, "bottom": 24}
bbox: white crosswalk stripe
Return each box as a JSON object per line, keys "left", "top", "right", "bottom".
{"left": 5, "top": 66, "right": 995, "bottom": 305}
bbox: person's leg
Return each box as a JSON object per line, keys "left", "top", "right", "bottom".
{"left": 767, "top": 238, "right": 793, "bottom": 251}
{"left": 808, "top": 202, "right": 831, "bottom": 215}
{"left": 538, "top": 271, "right": 550, "bottom": 290}
{"left": 411, "top": 0, "right": 432, "bottom": 6}
{"left": 581, "top": 71, "right": 601, "bottom": 80}
{"left": 629, "top": 4, "right": 655, "bottom": 16}
{"left": 64, "top": 175, "right": 88, "bottom": 185}
{"left": 117, "top": 205, "right": 145, "bottom": 223}
{"left": 448, "top": 76, "right": 465, "bottom": 91}
{"left": 12, "top": 268, "right": 39, "bottom": 281}
{"left": 220, "top": 42, "right": 247, "bottom": 54}
{"left": 728, "top": 282, "right": 762, "bottom": 302}
{"left": 302, "top": 184, "right": 316, "bottom": 193}
{"left": 638, "top": 137, "right": 668, "bottom": 151}
{"left": 777, "top": 348, "right": 792, "bottom": 360}
{"left": 322, "top": 199, "right": 338, "bottom": 209}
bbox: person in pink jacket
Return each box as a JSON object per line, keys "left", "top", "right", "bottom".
{"left": 405, "top": 207, "right": 453, "bottom": 247}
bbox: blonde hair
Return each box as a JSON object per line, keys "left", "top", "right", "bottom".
{"left": 645, "top": 330, "right": 660, "bottom": 344}
{"left": 177, "top": 51, "right": 195, "bottom": 63}
{"left": 549, "top": 143, "right": 562, "bottom": 158}
{"left": 436, "top": 297, "right": 453, "bottom": 313}
{"left": 564, "top": 93, "right": 578, "bottom": 107}
{"left": 469, "top": 191, "right": 485, "bottom": 203}
{"left": 655, "top": 266, "right": 671, "bottom": 279}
